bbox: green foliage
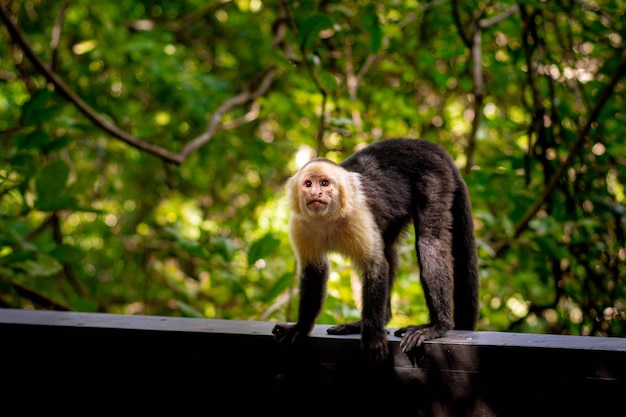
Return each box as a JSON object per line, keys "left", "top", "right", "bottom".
{"left": 1, "top": 0, "right": 625, "bottom": 339}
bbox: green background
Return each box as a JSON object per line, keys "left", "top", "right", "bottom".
{"left": 1, "top": 0, "right": 625, "bottom": 338}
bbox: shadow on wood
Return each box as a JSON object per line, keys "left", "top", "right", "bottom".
{"left": 1, "top": 309, "right": 624, "bottom": 415}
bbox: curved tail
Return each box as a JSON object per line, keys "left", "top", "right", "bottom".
{"left": 451, "top": 176, "right": 479, "bottom": 330}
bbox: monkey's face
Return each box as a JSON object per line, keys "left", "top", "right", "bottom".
{"left": 290, "top": 162, "right": 342, "bottom": 218}
{"left": 299, "top": 173, "right": 339, "bottom": 216}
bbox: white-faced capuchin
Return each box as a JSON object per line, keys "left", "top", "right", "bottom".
{"left": 272, "top": 138, "right": 479, "bottom": 363}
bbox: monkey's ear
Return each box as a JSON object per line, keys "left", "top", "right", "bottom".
{"left": 345, "top": 172, "right": 362, "bottom": 192}
{"left": 286, "top": 173, "right": 297, "bottom": 190}
{"left": 286, "top": 173, "right": 303, "bottom": 214}
{"left": 337, "top": 172, "right": 364, "bottom": 213}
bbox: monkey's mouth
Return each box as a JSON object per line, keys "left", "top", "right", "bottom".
{"left": 307, "top": 199, "right": 327, "bottom": 208}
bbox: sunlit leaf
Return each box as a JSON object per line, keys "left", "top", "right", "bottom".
{"left": 12, "top": 253, "right": 63, "bottom": 277}
{"left": 264, "top": 271, "right": 293, "bottom": 303}
{"left": 317, "top": 70, "right": 337, "bottom": 93}
{"left": 328, "top": 117, "right": 356, "bottom": 127}
{"left": 212, "top": 237, "right": 239, "bottom": 263}
{"left": 247, "top": 233, "right": 281, "bottom": 266}
{"left": 175, "top": 300, "right": 205, "bottom": 318}
{"left": 173, "top": 238, "right": 208, "bottom": 259}
{"left": 298, "top": 14, "right": 333, "bottom": 49}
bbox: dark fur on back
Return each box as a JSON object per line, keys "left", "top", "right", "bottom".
{"left": 340, "top": 138, "right": 479, "bottom": 330}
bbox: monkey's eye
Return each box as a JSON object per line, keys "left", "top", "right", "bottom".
{"left": 320, "top": 180, "right": 330, "bottom": 186}
{"left": 304, "top": 180, "right": 313, "bottom": 187}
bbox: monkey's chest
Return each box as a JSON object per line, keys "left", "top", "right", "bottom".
{"left": 307, "top": 224, "right": 375, "bottom": 262}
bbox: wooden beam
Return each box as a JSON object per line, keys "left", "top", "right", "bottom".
{"left": 1, "top": 308, "right": 624, "bottom": 415}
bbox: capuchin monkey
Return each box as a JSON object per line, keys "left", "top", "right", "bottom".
{"left": 272, "top": 138, "right": 479, "bottom": 363}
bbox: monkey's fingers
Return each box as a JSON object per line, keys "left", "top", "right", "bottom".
{"left": 400, "top": 324, "right": 451, "bottom": 354}
{"left": 272, "top": 324, "right": 286, "bottom": 336}
{"left": 393, "top": 327, "right": 407, "bottom": 337}
{"left": 273, "top": 323, "right": 309, "bottom": 348}
{"left": 394, "top": 324, "right": 428, "bottom": 338}
{"left": 399, "top": 324, "right": 438, "bottom": 352}
{"left": 400, "top": 331, "right": 427, "bottom": 353}
{"left": 272, "top": 323, "right": 297, "bottom": 344}
{"left": 400, "top": 329, "right": 431, "bottom": 367}
{"left": 327, "top": 321, "right": 361, "bottom": 335}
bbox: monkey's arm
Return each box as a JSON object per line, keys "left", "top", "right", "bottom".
{"left": 272, "top": 258, "right": 329, "bottom": 344}
{"left": 358, "top": 256, "right": 393, "bottom": 363}
{"left": 327, "top": 252, "right": 391, "bottom": 363}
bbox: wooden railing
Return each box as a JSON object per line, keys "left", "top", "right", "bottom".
{"left": 1, "top": 308, "right": 624, "bottom": 415}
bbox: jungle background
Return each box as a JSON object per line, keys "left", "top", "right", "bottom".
{"left": 1, "top": 0, "right": 625, "bottom": 338}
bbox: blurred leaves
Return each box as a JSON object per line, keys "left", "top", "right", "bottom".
{"left": 362, "top": 4, "right": 382, "bottom": 53}
{"left": 0, "top": 0, "right": 624, "bottom": 339}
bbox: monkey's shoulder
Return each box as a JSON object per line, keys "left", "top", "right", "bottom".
{"left": 340, "top": 138, "right": 456, "bottom": 177}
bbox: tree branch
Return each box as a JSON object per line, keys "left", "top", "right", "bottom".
{"left": 177, "top": 65, "right": 276, "bottom": 160}
{"left": 1, "top": 278, "right": 71, "bottom": 311}
{"left": 464, "top": 5, "right": 520, "bottom": 174}
{"left": 0, "top": 5, "right": 183, "bottom": 163}
{"left": 479, "top": 4, "right": 519, "bottom": 29}
{"left": 0, "top": 4, "right": 278, "bottom": 166}
{"left": 451, "top": 0, "right": 472, "bottom": 48}
{"left": 465, "top": 27, "right": 483, "bottom": 174}
{"left": 50, "top": 0, "right": 70, "bottom": 71}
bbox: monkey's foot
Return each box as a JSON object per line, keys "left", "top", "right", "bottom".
{"left": 326, "top": 321, "right": 361, "bottom": 335}
{"left": 394, "top": 324, "right": 449, "bottom": 354}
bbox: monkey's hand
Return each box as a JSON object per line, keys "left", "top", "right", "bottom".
{"left": 394, "top": 325, "right": 449, "bottom": 364}
{"left": 327, "top": 321, "right": 391, "bottom": 335}
{"left": 327, "top": 320, "right": 362, "bottom": 335}
{"left": 272, "top": 323, "right": 309, "bottom": 346}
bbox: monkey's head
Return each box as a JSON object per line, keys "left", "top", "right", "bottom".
{"left": 287, "top": 158, "right": 361, "bottom": 219}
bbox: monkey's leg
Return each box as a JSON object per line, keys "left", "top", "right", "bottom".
{"left": 396, "top": 213, "right": 455, "bottom": 354}
{"left": 383, "top": 241, "right": 399, "bottom": 324}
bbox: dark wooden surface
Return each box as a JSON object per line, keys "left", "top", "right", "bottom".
{"left": 2, "top": 308, "right": 624, "bottom": 416}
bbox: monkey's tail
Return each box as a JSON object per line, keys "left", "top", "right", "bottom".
{"left": 451, "top": 178, "right": 479, "bottom": 330}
